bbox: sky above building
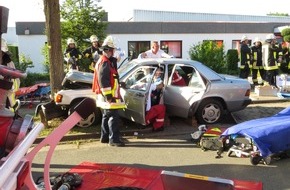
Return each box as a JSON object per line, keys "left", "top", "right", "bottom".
{"left": 1, "top": 0, "right": 290, "bottom": 26}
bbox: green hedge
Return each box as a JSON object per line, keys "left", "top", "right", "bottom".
{"left": 226, "top": 49, "right": 239, "bottom": 75}
{"left": 8, "top": 45, "right": 19, "bottom": 63}
{"left": 20, "top": 73, "right": 50, "bottom": 87}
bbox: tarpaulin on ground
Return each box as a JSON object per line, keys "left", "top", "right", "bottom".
{"left": 221, "top": 106, "right": 290, "bottom": 157}
{"left": 69, "top": 161, "right": 262, "bottom": 190}
{"left": 15, "top": 83, "right": 50, "bottom": 96}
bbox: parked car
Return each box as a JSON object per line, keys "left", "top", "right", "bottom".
{"left": 40, "top": 58, "right": 252, "bottom": 127}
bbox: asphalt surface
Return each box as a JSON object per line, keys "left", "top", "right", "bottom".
{"left": 24, "top": 92, "right": 290, "bottom": 190}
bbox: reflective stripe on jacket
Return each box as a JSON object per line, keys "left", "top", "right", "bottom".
{"left": 263, "top": 44, "right": 281, "bottom": 71}
{"left": 92, "top": 55, "right": 126, "bottom": 109}
{"left": 251, "top": 45, "right": 263, "bottom": 69}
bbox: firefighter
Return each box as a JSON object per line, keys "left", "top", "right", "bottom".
{"left": 83, "top": 35, "right": 102, "bottom": 71}
{"left": 239, "top": 35, "right": 252, "bottom": 79}
{"left": 92, "top": 35, "right": 126, "bottom": 147}
{"left": 251, "top": 37, "right": 264, "bottom": 86}
{"left": 64, "top": 38, "right": 83, "bottom": 70}
{"left": 263, "top": 34, "right": 283, "bottom": 88}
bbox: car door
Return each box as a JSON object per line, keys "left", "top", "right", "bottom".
{"left": 164, "top": 64, "right": 206, "bottom": 118}
{"left": 119, "top": 66, "right": 157, "bottom": 125}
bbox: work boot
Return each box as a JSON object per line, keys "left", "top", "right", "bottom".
{"left": 109, "top": 140, "right": 125, "bottom": 147}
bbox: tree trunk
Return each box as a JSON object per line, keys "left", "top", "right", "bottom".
{"left": 43, "top": 0, "right": 64, "bottom": 97}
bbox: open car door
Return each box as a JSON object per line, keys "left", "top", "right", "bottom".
{"left": 120, "top": 66, "right": 158, "bottom": 125}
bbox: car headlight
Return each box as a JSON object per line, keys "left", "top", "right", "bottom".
{"left": 55, "top": 94, "right": 63, "bottom": 103}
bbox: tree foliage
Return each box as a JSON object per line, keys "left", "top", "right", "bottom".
{"left": 267, "top": 12, "right": 289, "bottom": 17}
{"left": 281, "top": 27, "right": 290, "bottom": 42}
{"left": 189, "top": 41, "right": 226, "bottom": 73}
{"left": 60, "top": 0, "right": 108, "bottom": 50}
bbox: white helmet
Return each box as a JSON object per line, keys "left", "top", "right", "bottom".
{"left": 67, "top": 38, "right": 76, "bottom": 45}
{"left": 101, "top": 35, "right": 116, "bottom": 50}
{"left": 253, "top": 37, "right": 262, "bottom": 44}
{"left": 266, "top": 34, "right": 276, "bottom": 40}
{"left": 90, "top": 35, "right": 98, "bottom": 43}
{"left": 241, "top": 35, "right": 248, "bottom": 42}
{"left": 1, "top": 38, "right": 9, "bottom": 52}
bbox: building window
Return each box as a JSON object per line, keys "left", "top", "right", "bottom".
{"left": 160, "top": 41, "right": 182, "bottom": 58}
{"left": 128, "top": 41, "right": 150, "bottom": 59}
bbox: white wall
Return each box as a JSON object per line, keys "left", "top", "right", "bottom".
{"left": 111, "top": 33, "right": 268, "bottom": 64}
{"left": 2, "top": 27, "right": 18, "bottom": 45}
{"left": 17, "top": 35, "right": 47, "bottom": 73}
{"left": 3, "top": 28, "right": 269, "bottom": 73}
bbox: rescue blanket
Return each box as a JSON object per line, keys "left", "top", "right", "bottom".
{"left": 221, "top": 106, "right": 290, "bottom": 157}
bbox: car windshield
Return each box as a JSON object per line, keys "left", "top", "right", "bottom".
{"left": 118, "top": 59, "right": 139, "bottom": 78}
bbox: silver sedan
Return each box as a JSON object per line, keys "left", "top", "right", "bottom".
{"left": 118, "top": 58, "right": 252, "bottom": 124}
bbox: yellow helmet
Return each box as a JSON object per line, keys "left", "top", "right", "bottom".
{"left": 90, "top": 35, "right": 99, "bottom": 43}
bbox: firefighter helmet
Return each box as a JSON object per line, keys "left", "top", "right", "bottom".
{"left": 101, "top": 35, "right": 116, "bottom": 50}
{"left": 1, "top": 38, "right": 8, "bottom": 52}
{"left": 67, "top": 38, "right": 76, "bottom": 45}
{"left": 253, "top": 37, "right": 262, "bottom": 44}
{"left": 90, "top": 35, "right": 99, "bottom": 43}
{"left": 265, "top": 34, "right": 276, "bottom": 43}
{"left": 241, "top": 35, "right": 248, "bottom": 42}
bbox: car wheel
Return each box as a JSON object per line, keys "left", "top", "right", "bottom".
{"left": 196, "top": 99, "right": 224, "bottom": 124}
{"left": 68, "top": 100, "right": 101, "bottom": 128}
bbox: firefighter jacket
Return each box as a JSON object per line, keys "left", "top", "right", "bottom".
{"left": 263, "top": 43, "right": 283, "bottom": 71}
{"left": 251, "top": 44, "right": 263, "bottom": 69}
{"left": 64, "top": 47, "right": 82, "bottom": 60}
{"left": 240, "top": 43, "right": 252, "bottom": 69}
{"left": 92, "top": 55, "right": 126, "bottom": 109}
{"left": 83, "top": 46, "right": 102, "bottom": 59}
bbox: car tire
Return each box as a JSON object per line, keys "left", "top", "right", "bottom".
{"left": 68, "top": 99, "right": 101, "bottom": 128}
{"left": 196, "top": 99, "right": 224, "bottom": 124}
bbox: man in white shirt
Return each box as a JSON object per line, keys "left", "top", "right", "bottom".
{"left": 138, "top": 41, "right": 172, "bottom": 59}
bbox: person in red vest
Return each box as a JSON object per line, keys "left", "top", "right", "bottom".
{"left": 92, "top": 36, "right": 126, "bottom": 147}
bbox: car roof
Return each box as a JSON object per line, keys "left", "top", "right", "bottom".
{"left": 119, "top": 58, "right": 223, "bottom": 81}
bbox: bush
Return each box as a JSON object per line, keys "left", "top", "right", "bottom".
{"left": 14, "top": 54, "right": 34, "bottom": 72}
{"left": 188, "top": 41, "right": 226, "bottom": 73}
{"left": 20, "top": 73, "right": 50, "bottom": 87}
{"left": 8, "top": 45, "right": 19, "bottom": 63}
{"left": 281, "top": 27, "right": 290, "bottom": 42}
{"left": 226, "top": 49, "right": 239, "bottom": 75}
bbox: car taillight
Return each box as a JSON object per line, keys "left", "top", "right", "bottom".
{"left": 245, "top": 89, "right": 251, "bottom": 97}
{"left": 55, "top": 94, "right": 63, "bottom": 103}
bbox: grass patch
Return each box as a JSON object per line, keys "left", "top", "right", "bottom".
{"left": 33, "top": 116, "right": 100, "bottom": 137}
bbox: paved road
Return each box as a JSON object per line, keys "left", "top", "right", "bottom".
{"left": 30, "top": 101, "right": 290, "bottom": 190}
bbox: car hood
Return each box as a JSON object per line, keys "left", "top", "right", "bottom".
{"left": 62, "top": 70, "right": 93, "bottom": 85}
